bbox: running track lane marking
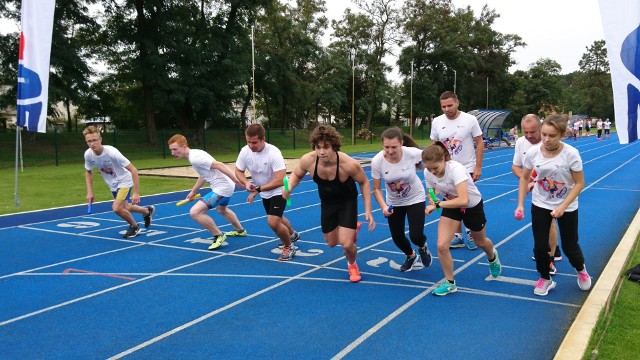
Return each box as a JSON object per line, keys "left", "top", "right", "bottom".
{"left": 62, "top": 268, "right": 136, "bottom": 281}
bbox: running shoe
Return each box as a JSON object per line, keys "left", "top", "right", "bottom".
{"left": 418, "top": 246, "right": 432, "bottom": 267}
{"left": 143, "top": 206, "right": 155, "bottom": 228}
{"left": 549, "top": 262, "right": 557, "bottom": 276}
{"left": 577, "top": 265, "right": 592, "bottom": 291}
{"left": 400, "top": 251, "right": 418, "bottom": 272}
{"left": 554, "top": 247, "right": 563, "bottom": 262}
{"left": 432, "top": 280, "right": 457, "bottom": 296}
{"left": 225, "top": 229, "right": 248, "bottom": 237}
{"left": 449, "top": 233, "right": 465, "bottom": 248}
{"left": 279, "top": 231, "right": 301, "bottom": 248}
{"left": 208, "top": 234, "right": 227, "bottom": 250}
{"left": 465, "top": 229, "right": 477, "bottom": 250}
{"left": 348, "top": 262, "right": 361, "bottom": 282}
{"left": 123, "top": 225, "right": 141, "bottom": 238}
{"left": 488, "top": 249, "right": 501, "bottom": 278}
{"left": 278, "top": 245, "right": 297, "bottom": 261}
{"left": 533, "top": 278, "right": 556, "bottom": 296}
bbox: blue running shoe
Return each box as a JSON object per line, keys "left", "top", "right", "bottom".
{"left": 433, "top": 280, "right": 457, "bottom": 296}
{"left": 449, "top": 233, "right": 464, "bottom": 248}
{"left": 488, "top": 249, "right": 501, "bottom": 278}
{"left": 465, "top": 229, "right": 477, "bottom": 250}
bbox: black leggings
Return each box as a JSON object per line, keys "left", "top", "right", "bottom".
{"left": 387, "top": 201, "right": 427, "bottom": 255}
{"left": 531, "top": 204, "right": 585, "bottom": 279}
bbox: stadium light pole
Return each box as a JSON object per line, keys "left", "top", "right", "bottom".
{"left": 251, "top": 25, "right": 257, "bottom": 124}
{"left": 453, "top": 69, "right": 457, "bottom": 94}
{"left": 486, "top": 76, "right": 489, "bottom": 109}
{"left": 351, "top": 50, "right": 355, "bottom": 146}
{"left": 410, "top": 60, "right": 414, "bottom": 137}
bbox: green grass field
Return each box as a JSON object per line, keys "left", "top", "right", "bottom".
{"left": 1, "top": 137, "right": 638, "bottom": 359}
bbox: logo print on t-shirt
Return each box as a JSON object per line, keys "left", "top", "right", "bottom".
{"left": 538, "top": 176, "right": 568, "bottom": 198}
{"left": 388, "top": 181, "right": 411, "bottom": 198}
{"left": 443, "top": 136, "right": 462, "bottom": 156}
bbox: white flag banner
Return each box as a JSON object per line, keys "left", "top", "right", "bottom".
{"left": 16, "top": 0, "right": 55, "bottom": 133}
{"left": 599, "top": 0, "right": 640, "bottom": 144}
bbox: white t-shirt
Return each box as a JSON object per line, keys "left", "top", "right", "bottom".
{"left": 596, "top": 120, "right": 603, "bottom": 130}
{"left": 430, "top": 111, "right": 483, "bottom": 172}
{"left": 236, "top": 143, "right": 286, "bottom": 199}
{"left": 523, "top": 143, "right": 583, "bottom": 212}
{"left": 513, "top": 137, "right": 540, "bottom": 168}
{"left": 604, "top": 120, "right": 611, "bottom": 130}
{"left": 84, "top": 145, "right": 133, "bottom": 191}
{"left": 189, "top": 149, "right": 234, "bottom": 197}
{"left": 423, "top": 160, "right": 482, "bottom": 208}
{"left": 371, "top": 146, "right": 425, "bottom": 206}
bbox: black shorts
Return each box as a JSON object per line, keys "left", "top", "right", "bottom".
{"left": 320, "top": 197, "right": 358, "bottom": 233}
{"left": 261, "top": 195, "right": 286, "bottom": 217}
{"left": 440, "top": 199, "right": 487, "bottom": 232}
{"left": 604, "top": 129, "right": 610, "bottom": 134}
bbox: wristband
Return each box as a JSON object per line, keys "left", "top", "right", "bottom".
{"left": 255, "top": 186, "right": 262, "bottom": 193}
{"left": 435, "top": 201, "right": 441, "bottom": 209}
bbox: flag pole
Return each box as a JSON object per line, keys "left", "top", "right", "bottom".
{"left": 14, "top": 126, "right": 21, "bottom": 207}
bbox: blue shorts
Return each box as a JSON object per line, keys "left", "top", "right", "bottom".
{"left": 201, "top": 191, "right": 231, "bottom": 209}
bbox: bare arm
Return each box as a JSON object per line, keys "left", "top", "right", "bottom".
{"left": 125, "top": 163, "right": 141, "bottom": 205}
{"left": 212, "top": 160, "right": 241, "bottom": 186}
{"left": 348, "top": 159, "right": 375, "bottom": 231}
{"left": 472, "top": 135, "right": 483, "bottom": 180}
{"left": 515, "top": 167, "right": 533, "bottom": 218}
{"left": 283, "top": 152, "right": 313, "bottom": 199}
{"left": 85, "top": 170, "right": 94, "bottom": 203}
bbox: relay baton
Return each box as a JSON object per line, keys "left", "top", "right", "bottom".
{"left": 388, "top": 205, "right": 394, "bottom": 212}
{"left": 87, "top": 199, "right": 93, "bottom": 214}
{"left": 283, "top": 176, "right": 292, "bottom": 206}
{"left": 176, "top": 193, "right": 201, "bottom": 206}
{"left": 428, "top": 189, "right": 441, "bottom": 212}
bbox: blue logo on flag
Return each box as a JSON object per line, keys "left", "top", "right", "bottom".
{"left": 17, "top": 63, "right": 43, "bottom": 132}
{"left": 621, "top": 25, "right": 640, "bottom": 142}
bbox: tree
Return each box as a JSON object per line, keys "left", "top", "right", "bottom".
{"left": 331, "top": 0, "right": 398, "bottom": 129}
{"left": 399, "top": 0, "right": 524, "bottom": 120}
{"left": 573, "top": 40, "right": 613, "bottom": 118}
{"left": 521, "top": 58, "right": 564, "bottom": 116}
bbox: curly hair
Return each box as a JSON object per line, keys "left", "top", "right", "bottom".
{"left": 310, "top": 124, "right": 342, "bottom": 151}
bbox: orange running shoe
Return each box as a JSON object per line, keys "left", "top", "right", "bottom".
{"left": 348, "top": 262, "right": 361, "bottom": 282}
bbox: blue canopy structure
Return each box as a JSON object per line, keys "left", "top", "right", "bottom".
{"left": 468, "top": 109, "right": 512, "bottom": 139}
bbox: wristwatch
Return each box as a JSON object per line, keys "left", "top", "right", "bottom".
{"left": 255, "top": 185, "right": 262, "bottom": 193}
{"left": 435, "top": 200, "right": 441, "bottom": 209}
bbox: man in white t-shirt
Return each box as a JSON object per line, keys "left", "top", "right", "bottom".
{"left": 512, "top": 114, "right": 562, "bottom": 269}
{"left": 603, "top": 118, "right": 612, "bottom": 139}
{"left": 168, "top": 134, "right": 247, "bottom": 251}
{"left": 430, "top": 91, "right": 484, "bottom": 250}
{"left": 235, "top": 124, "right": 300, "bottom": 261}
{"left": 83, "top": 125, "right": 154, "bottom": 239}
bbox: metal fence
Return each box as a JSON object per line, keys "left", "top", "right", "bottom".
{"left": 0, "top": 125, "right": 432, "bottom": 168}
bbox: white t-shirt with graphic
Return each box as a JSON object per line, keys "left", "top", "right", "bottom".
{"left": 189, "top": 149, "right": 234, "bottom": 197}
{"left": 604, "top": 120, "right": 611, "bottom": 130}
{"left": 523, "top": 143, "right": 583, "bottom": 212}
{"left": 236, "top": 143, "right": 286, "bottom": 199}
{"left": 430, "top": 111, "right": 483, "bottom": 172}
{"left": 423, "top": 160, "right": 482, "bottom": 208}
{"left": 84, "top": 145, "right": 133, "bottom": 191}
{"left": 371, "top": 146, "right": 425, "bottom": 206}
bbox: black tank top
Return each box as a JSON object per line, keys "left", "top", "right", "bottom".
{"left": 313, "top": 153, "right": 358, "bottom": 203}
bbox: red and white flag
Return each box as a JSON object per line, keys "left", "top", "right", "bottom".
{"left": 599, "top": 0, "right": 640, "bottom": 144}
{"left": 16, "top": 0, "right": 55, "bottom": 133}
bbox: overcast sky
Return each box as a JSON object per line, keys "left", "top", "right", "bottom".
{"left": 324, "top": 0, "right": 605, "bottom": 75}
{"left": 1, "top": 0, "right": 605, "bottom": 76}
